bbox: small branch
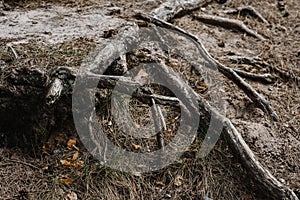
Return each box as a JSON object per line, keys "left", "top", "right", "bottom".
{"left": 232, "top": 68, "right": 275, "bottom": 84}
{"left": 157, "top": 105, "right": 167, "bottom": 131}
{"left": 192, "top": 14, "right": 266, "bottom": 40}
{"left": 224, "top": 6, "right": 269, "bottom": 24}
{"left": 151, "top": 0, "right": 210, "bottom": 21}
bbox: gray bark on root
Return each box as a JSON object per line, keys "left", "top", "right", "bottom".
{"left": 224, "top": 6, "right": 269, "bottom": 24}
{"left": 192, "top": 14, "right": 266, "bottom": 40}
{"left": 150, "top": 0, "right": 210, "bottom": 21}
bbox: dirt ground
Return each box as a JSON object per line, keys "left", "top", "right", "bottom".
{"left": 0, "top": 0, "right": 299, "bottom": 199}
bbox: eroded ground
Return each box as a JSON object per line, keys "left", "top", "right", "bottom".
{"left": 0, "top": 0, "right": 299, "bottom": 199}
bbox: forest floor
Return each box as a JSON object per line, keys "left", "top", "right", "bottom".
{"left": 0, "top": 0, "right": 299, "bottom": 199}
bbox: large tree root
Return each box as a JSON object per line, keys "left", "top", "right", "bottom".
{"left": 192, "top": 14, "right": 266, "bottom": 40}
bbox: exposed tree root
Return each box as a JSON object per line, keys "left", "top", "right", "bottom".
{"left": 192, "top": 14, "right": 266, "bottom": 40}
{"left": 135, "top": 13, "right": 279, "bottom": 121}
{"left": 269, "top": 66, "right": 300, "bottom": 87}
{"left": 220, "top": 55, "right": 269, "bottom": 66}
{"left": 232, "top": 68, "right": 275, "bottom": 84}
{"left": 150, "top": 0, "right": 210, "bottom": 21}
{"left": 224, "top": 6, "right": 269, "bottom": 24}
{"left": 221, "top": 55, "right": 300, "bottom": 86}
{"left": 132, "top": 13, "right": 300, "bottom": 199}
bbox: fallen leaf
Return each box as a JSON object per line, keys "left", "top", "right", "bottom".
{"left": 74, "top": 160, "right": 84, "bottom": 168}
{"left": 67, "top": 139, "right": 77, "bottom": 148}
{"left": 59, "top": 177, "right": 74, "bottom": 186}
{"left": 71, "top": 151, "right": 79, "bottom": 161}
{"left": 132, "top": 143, "right": 141, "bottom": 150}
{"left": 60, "top": 159, "right": 72, "bottom": 167}
{"left": 156, "top": 181, "right": 164, "bottom": 186}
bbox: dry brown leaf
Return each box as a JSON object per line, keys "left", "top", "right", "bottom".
{"left": 156, "top": 181, "right": 164, "bottom": 186}
{"left": 132, "top": 143, "right": 141, "bottom": 150}
{"left": 59, "top": 177, "right": 74, "bottom": 186}
{"left": 74, "top": 160, "right": 84, "bottom": 168}
{"left": 60, "top": 159, "right": 72, "bottom": 167}
{"left": 67, "top": 139, "right": 77, "bottom": 148}
{"left": 71, "top": 151, "right": 79, "bottom": 161}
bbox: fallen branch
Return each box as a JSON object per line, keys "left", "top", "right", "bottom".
{"left": 150, "top": 0, "right": 210, "bottom": 21}
{"left": 135, "top": 13, "right": 279, "bottom": 121}
{"left": 192, "top": 14, "right": 266, "bottom": 40}
{"left": 224, "top": 6, "right": 269, "bottom": 24}
{"left": 232, "top": 68, "right": 275, "bottom": 84}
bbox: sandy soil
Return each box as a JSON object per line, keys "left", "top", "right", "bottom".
{"left": 0, "top": 0, "right": 299, "bottom": 199}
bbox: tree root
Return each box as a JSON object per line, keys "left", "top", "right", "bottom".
{"left": 132, "top": 13, "right": 300, "bottom": 199}
{"left": 135, "top": 13, "right": 279, "bottom": 121}
{"left": 232, "top": 68, "right": 275, "bottom": 84}
{"left": 224, "top": 6, "right": 269, "bottom": 24}
{"left": 150, "top": 0, "right": 211, "bottom": 21}
{"left": 221, "top": 55, "right": 300, "bottom": 86}
{"left": 192, "top": 14, "right": 266, "bottom": 40}
{"left": 220, "top": 55, "right": 269, "bottom": 66}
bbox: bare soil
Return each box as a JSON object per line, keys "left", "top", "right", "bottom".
{"left": 0, "top": 0, "right": 299, "bottom": 199}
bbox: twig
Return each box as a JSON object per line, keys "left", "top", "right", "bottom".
{"left": 151, "top": 98, "right": 165, "bottom": 150}
{"left": 232, "top": 68, "right": 275, "bottom": 84}
{"left": 7, "top": 44, "right": 18, "bottom": 60}
{"left": 135, "top": 13, "right": 279, "bottom": 121}
{"left": 224, "top": 6, "right": 269, "bottom": 24}
{"left": 192, "top": 14, "right": 266, "bottom": 40}
{"left": 151, "top": 0, "right": 210, "bottom": 21}
{"left": 157, "top": 105, "right": 167, "bottom": 130}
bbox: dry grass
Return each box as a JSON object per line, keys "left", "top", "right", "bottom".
{"left": 0, "top": 0, "right": 299, "bottom": 199}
